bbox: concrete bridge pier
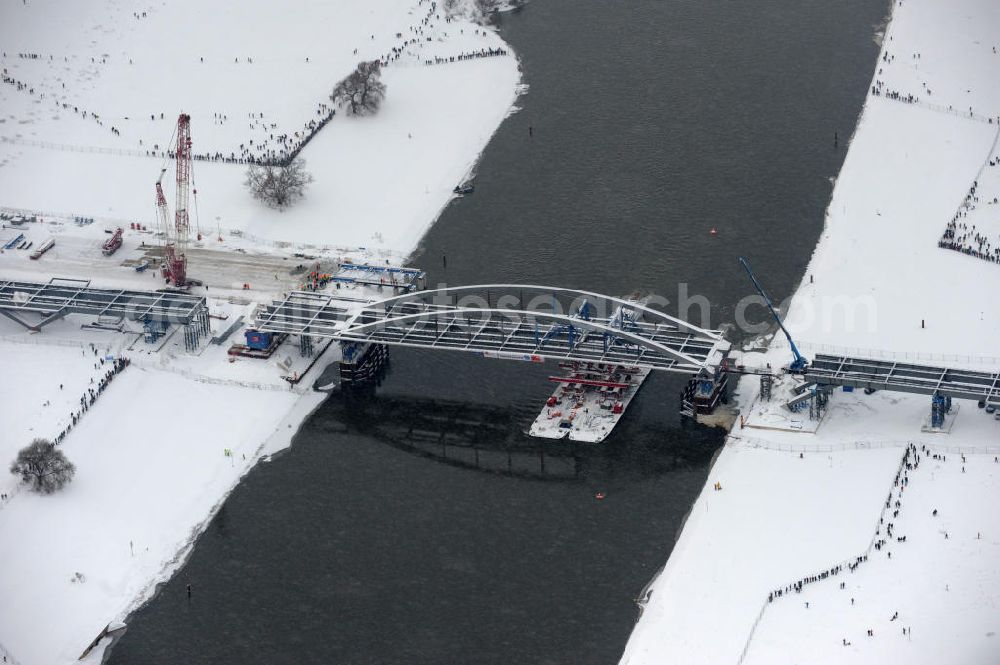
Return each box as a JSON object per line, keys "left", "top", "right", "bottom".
{"left": 339, "top": 341, "right": 389, "bottom": 387}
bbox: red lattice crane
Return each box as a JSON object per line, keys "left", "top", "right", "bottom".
{"left": 158, "top": 113, "right": 192, "bottom": 286}
{"left": 155, "top": 168, "right": 170, "bottom": 239}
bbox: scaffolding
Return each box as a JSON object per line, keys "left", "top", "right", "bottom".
{"left": 332, "top": 263, "right": 426, "bottom": 292}
{"left": 299, "top": 334, "right": 315, "bottom": 358}
{"left": 760, "top": 374, "right": 773, "bottom": 401}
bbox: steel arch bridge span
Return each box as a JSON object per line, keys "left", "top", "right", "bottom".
{"left": 254, "top": 285, "right": 731, "bottom": 374}
{"left": 350, "top": 283, "right": 722, "bottom": 341}
{"left": 341, "top": 307, "right": 713, "bottom": 370}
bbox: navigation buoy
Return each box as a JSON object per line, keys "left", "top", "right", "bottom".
{"left": 595, "top": 491, "right": 606, "bottom": 500}
{"left": 710, "top": 227, "right": 718, "bottom": 235}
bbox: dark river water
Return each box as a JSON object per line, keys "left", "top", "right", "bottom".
{"left": 109, "top": 1, "right": 885, "bottom": 663}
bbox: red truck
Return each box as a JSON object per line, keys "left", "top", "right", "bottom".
{"left": 102, "top": 227, "right": 123, "bottom": 256}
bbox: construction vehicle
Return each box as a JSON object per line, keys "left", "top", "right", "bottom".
{"left": 30, "top": 238, "right": 55, "bottom": 260}
{"left": 155, "top": 113, "right": 194, "bottom": 287}
{"left": 739, "top": 256, "right": 808, "bottom": 371}
{"left": 102, "top": 227, "right": 123, "bottom": 256}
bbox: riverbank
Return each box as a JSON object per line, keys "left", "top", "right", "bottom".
{"left": 620, "top": 0, "right": 1000, "bottom": 663}
{"left": 0, "top": 2, "right": 522, "bottom": 663}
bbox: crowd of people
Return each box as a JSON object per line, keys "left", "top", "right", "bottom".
{"left": 871, "top": 82, "right": 919, "bottom": 104}
{"left": 2, "top": 67, "right": 35, "bottom": 95}
{"left": 52, "top": 352, "right": 131, "bottom": 446}
{"left": 424, "top": 46, "right": 509, "bottom": 66}
{"left": 765, "top": 443, "right": 923, "bottom": 645}
{"left": 3, "top": 0, "right": 507, "bottom": 170}
{"left": 767, "top": 561, "right": 852, "bottom": 603}
{"left": 184, "top": 0, "right": 448, "bottom": 164}
{"left": 2, "top": 64, "right": 121, "bottom": 141}
{"left": 870, "top": 54, "right": 922, "bottom": 105}
{"left": 870, "top": 42, "right": 1000, "bottom": 124}
{"left": 939, "top": 177, "right": 1000, "bottom": 263}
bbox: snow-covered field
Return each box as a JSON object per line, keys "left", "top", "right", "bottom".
{"left": 620, "top": 0, "right": 1000, "bottom": 663}
{"left": 0, "top": 301, "right": 346, "bottom": 664}
{"left": 0, "top": 0, "right": 522, "bottom": 251}
{"left": 0, "top": 341, "right": 307, "bottom": 665}
{"left": 747, "top": 450, "right": 999, "bottom": 665}
{"left": 779, "top": 98, "right": 997, "bottom": 358}
{"left": 0, "top": 1, "right": 522, "bottom": 663}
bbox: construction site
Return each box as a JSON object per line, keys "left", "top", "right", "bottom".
{"left": 1, "top": 0, "right": 998, "bottom": 662}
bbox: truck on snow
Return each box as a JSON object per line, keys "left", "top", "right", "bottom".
{"left": 102, "top": 227, "right": 123, "bottom": 256}
{"left": 30, "top": 237, "right": 54, "bottom": 260}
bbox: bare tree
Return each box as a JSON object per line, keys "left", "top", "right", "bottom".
{"left": 475, "top": 0, "right": 501, "bottom": 14}
{"left": 245, "top": 158, "right": 314, "bottom": 209}
{"left": 445, "top": 0, "right": 502, "bottom": 20}
{"left": 331, "top": 61, "right": 386, "bottom": 116}
{"left": 10, "top": 438, "right": 75, "bottom": 494}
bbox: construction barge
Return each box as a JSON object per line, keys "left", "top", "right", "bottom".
{"left": 527, "top": 298, "right": 653, "bottom": 443}
{"left": 529, "top": 362, "right": 650, "bottom": 442}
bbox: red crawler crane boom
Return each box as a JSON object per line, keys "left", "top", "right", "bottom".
{"left": 162, "top": 113, "right": 192, "bottom": 286}
{"left": 155, "top": 168, "right": 171, "bottom": 241}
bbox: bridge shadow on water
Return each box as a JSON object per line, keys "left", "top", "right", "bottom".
{"left": 108, "top": 375, "right": 725, "bottom": 665}
{"left": 323, "top": 384, "right": 721, "bottom": 483}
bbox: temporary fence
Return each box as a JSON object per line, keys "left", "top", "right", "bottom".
{"left": 128, "top": 356, "right": 308, "bottom": 395}
{"left": 730, "top": 435, "right": 1000, "bottom": 456}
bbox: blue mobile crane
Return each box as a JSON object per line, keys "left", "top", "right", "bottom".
{"left": 739, "top": 257, "right": 808, "bottom": 372}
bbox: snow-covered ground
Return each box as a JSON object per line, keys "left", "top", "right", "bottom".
{"left": 0, "top": 1, "right": 522, "bottom": 663}
{"left": 0, "top": 340, "right": 308, "bottom": 665}
{"left": 778, "top": 97, "right": 997, "bottom": 358}
{"left": 620, "top": 0, "right": 1000, "bottom": 663}
{"left": 747, "top": 449, "right": 1000, "bottom": 665}
{"left": 939, "top": 134, "right": 1000, "bottom": 265}
{"left": 0, "top": 0, "right": 522, "bottom": 251}
{"left": 0, "top": 297, "right": 347, "bottom": 664}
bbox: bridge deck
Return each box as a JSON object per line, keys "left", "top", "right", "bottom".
{"left": 0, "top": 277, "right": 208, "bottom": 329}
{"left": 254, "top": 289, "right": 731, "bottom": 374}
{"left": 805, "top": 353, "right": 1000, "bottom": 406}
